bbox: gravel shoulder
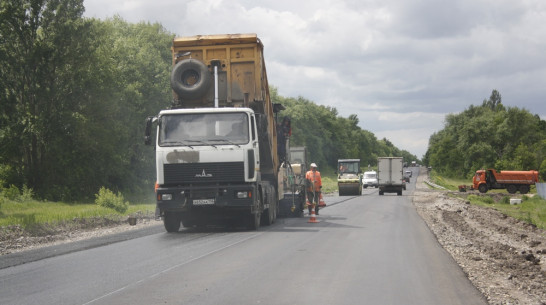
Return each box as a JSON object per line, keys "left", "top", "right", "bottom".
{"left": 413, "top": 170, "right": 546, "bottom": 305}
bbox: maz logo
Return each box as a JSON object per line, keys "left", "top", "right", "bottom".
{"left": 195, "top": 169, "right": 213, "bottom": 178}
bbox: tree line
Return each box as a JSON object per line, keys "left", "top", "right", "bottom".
{"left": 423, "top": 90, "right": 546, "bottom": 179}
{"left": 0, "top": 0, "right": 416, "bottom": 202}
{"left": 272, "top": 90, "right": 418, "bottom": 171}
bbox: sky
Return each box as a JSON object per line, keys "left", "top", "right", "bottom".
{"left": 83, "top": 0, "right": 546, "bottom": 158}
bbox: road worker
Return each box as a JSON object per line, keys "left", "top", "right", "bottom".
{"left": 305, "top": 163, "right": 322, "bottom": 215}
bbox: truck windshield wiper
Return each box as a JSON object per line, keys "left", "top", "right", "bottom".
{"left": 209, "top": 138, "right": 241, "bottom": 147}
{"left": 160, "top": 141, "right": 194, "bottom": 148}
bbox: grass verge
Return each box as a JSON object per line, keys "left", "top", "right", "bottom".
{"left": 448, "top": 191, "right": 546, "bottom": 230}
{"left": 0, "top": 199, "right": 155, "bottom": 230}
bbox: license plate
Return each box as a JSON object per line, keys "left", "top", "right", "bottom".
{"left": 193, "top": 199, "right": 215, "bottom": 205}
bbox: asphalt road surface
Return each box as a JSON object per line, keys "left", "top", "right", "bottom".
{"left": 0, "top": 167, "right": 487, "bottom": 305}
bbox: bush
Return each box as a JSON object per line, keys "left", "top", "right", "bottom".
{"left": 0, "top": 184, "right": 35, "bottom": 203}
{"left": 468, "top": 194, "right": 494, "bottom": 204}
{"left": 95, "top": 187, "right": 129, "bottom": 214}
{"left": 500, "top": 196, "right": 510, "bottom": 204}
{"left": 2, "top": 184, "right": 21, "bottom": 201}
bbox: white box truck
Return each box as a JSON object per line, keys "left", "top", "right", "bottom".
{"left": 377, "top": 157, "right": 404, "bottom": 196}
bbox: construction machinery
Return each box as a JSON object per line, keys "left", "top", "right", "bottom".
{"left": 337, "top": 159, "right": 363, "bottom": 196}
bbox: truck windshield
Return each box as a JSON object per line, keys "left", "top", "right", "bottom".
{"left": 339, "top": 162, "right": 359, "bottom": 173}
{"left": 158, "top": 112, "right": 249, "bottom": 146}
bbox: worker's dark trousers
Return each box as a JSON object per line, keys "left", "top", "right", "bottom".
{"left": 306, "top": 191, "right": 320, "bottom": 215}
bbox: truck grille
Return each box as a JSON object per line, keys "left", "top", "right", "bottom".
{"left": 164, "top": 162, "right": 245, "bottom": 185}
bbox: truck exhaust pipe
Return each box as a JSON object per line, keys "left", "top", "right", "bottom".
{"left": 211, "top": 60, "right": 221, "bottom": 108}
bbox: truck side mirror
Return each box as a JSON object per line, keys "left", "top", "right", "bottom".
{"left": 144, "top": 116, "right": 154, "bottom": 145}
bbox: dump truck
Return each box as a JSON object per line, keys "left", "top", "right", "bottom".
{"left": 144, "top": 34, "right": 286, "bottom": 231}
{"left": 337, "top": 159, "right": 363, "bottom": 196}
{"left": 378, "top": 157, "right": 404, "bottom": 196}
{"left": 473, "top": 169, "right": 539, "bottom": 194}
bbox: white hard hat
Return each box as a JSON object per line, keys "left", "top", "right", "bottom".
{"left": 310, "top": 163, "right": 317, "bottom": 168}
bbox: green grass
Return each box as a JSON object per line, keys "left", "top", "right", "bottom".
{"left": 463, "top": 194, "right": 546, "bottom": 229}
{"left": 321, "top": 175, "right": 338, "bottom": 194}
{"left": 0, "top": 199, "right": 155, "bottom": 229}
{"left": 428, "top": 171, "right": 470, "bottom": 190}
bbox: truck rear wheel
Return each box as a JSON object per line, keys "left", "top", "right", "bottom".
{"left": 519, "top": 185, "right": 530, "bottom": 194}
{"left": 507, "top": 184, "right": 517, "bottom": 194}
{"left": 164, "top": 212, "right": 181, "bottom": 232}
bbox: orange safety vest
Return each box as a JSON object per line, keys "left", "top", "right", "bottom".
{"left": 305, "top": 170, "right": 322, "bottom": 192}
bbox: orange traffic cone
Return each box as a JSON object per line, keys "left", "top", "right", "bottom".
{"left": 319, "top": 193, "right": 326, "bottom": 207}
{"left": 308, "top": 205, "right": 319, "bottom": 223}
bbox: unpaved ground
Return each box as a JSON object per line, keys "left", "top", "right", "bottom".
{"left": 0, "top": 211, "right": 160, "bottom": 256}
{"left": 2, "top": 174, "right": 546, "bottom": 304}
{"left": 414, "top": 171, "right": 546, "bottom": 305}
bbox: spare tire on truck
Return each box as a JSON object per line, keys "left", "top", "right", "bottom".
{"left": 170, "top": 59, "right": 212, "bottom": 100}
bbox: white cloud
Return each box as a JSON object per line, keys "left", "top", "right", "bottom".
{"left": 83, "top": 0, "right": 546, "bottom": 158}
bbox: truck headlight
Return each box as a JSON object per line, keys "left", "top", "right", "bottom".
{"left": 161, "top": 193, "right": 173, "bottom": 200}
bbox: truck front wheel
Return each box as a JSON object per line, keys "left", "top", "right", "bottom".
{"left": 164, "top": 212, "right": 181, "bottom": 232}
{"left": 478, "top": 184, "right": 488, "bottom": 193}
{"left": 507, "top": 184, "right": 517, "bottom": 194}
{"left": 247, "top": 212, "right": 261, "bottom": 230}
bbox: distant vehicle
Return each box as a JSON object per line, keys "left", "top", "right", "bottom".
{"left": 403, "top": 171, "right": 411, "bottom": 183}
{"left": 378, "top": 157, "right": 404, "bottom": 196}
{"left": 411, "top": 161, "right": 417, "bottom": 167}
{"left": 472, "top": 169, "right": 539, "bottom": 194}
{"left": 337, "top": 159, "right": 363, "bottom": 196}
{"left": 363, "top": 171, "right": 378, "bottom": 188}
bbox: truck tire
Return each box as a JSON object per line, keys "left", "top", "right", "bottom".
{"left": 171, "top": 59, "right": 212, "bottom": 100}
{"left": 519, "top": 185, "right": 530, "bottom": 194}
{"left": 478, "top": 184, "right": 488, "bottom": 193}
{"left": 164, "top": 212, "right": 181, "bottom": 232}
{"left": 379, "top": 190, "right": 384, "bottom": 195}
{"left": 247, "top": 193, "right": 262, "bottom": 230}
{"left": 247, "top": 212, "right": 261, "bottom": 230}
{"left": 180, "top": 213, "right": 195, "bottom": 228}
{"left": 261, "top": 191, "right": 274, "bottom": 226}
{"left": 507, "top": 184, "right": 517, "bottom": 194}
{"left": 397, "top": 191, "right": 402, "bottom": 196}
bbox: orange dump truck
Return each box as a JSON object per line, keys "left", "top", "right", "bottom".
{"left": 473, "top": 169, "right": 539, "bottom": 194}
